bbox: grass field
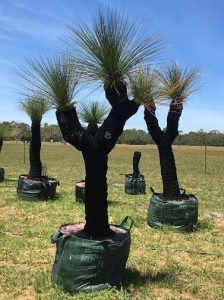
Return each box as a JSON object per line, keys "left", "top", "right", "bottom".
{"left": 0, "top": 142, "right": 224, "bottom": 300}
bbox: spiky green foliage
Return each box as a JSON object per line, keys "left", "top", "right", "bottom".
{"left": 128, "top": 66, "right": 161, "bottom": 106}
{"left": 11, "top": 55, "right": 80, "bottom": 108}
{"left": 18, "top": 97, "right": 51, "bottom": 123}
{"left": 66, "top": 8, "right": 164, "bottom": 88}
{"left": 77, "top": 100, "right": 110, "bottom": 124}
{"left": 158, "top": 62, "right": 203, "bottom": 104}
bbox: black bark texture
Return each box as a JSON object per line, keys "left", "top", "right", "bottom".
{"left": 144, "top": 102, "right": 183, "bottom": 200}
{"left": 132, "top": 151, "right": 141, "bottom": 178}
{"left": 28, "top": 121, "right": 42, "bottom": 180}
{"left": 56, "top": 84, "right": 139, "bottom": 235}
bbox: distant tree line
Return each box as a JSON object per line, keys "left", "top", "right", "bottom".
{"left": 0, "top": 121, "right": 63, "bottom": 142}
{"left": 118, "top": 128, "right": 224, "bottom": 147}
{"left": 1, "top": 121, "right": 224, "bottom": 146}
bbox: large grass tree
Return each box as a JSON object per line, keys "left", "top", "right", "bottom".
{"left": 11, "top": 8, "right": 164, "bottom": 235}
{"left": 54, "top": 8, "right": 164, "bottom": 235}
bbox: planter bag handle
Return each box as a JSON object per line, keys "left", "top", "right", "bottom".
{"left": 119, "top": 216, "right": 134, "bottom": 232}
{"left": 150, "top": 187, "right": 155, "bottom": 193}
{"left": 180, "top": 188, "right": 186, "bottom": 195}
{"left": 51, "top": 230, "right": 68, "bottom": 244}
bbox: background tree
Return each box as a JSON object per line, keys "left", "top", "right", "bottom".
{"left": 0, "top": 123, "right": 11, "bottom": 153}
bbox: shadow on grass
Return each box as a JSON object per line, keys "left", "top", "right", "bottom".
{"left": 122, "top": 267, "right": 174, "bottom": 289}
{"left": 107, "top": 199, "right": 126, "bottom": 206}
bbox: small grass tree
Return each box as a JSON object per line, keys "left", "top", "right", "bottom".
{"left": 18, "top": 97, "right": 51, "bottom": 180}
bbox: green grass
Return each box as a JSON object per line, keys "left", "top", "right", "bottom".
{"left": 0, "top": 142, "right": 224, "bottom": 300}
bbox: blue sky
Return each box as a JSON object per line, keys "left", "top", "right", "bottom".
{"left": 1, "top": 0, "right": 224, "bottom": 133}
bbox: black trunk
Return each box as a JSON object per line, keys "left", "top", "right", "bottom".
{"left": 132, "top": 151, "right": 141, "bottom": 178}
{"left": 0, "top": 139, "right": 3, "bottom": 152}
{"left": 28, "top": 121, "right": 42, "bottom": 179}
{"left": 144, "top": 102, "right": 182, "bottom": 200}
{"left": 56, "top": 87, "right": 139, "bottom": 235}
{"left": 82, "top": 151, "right": 110, "bottom": 234}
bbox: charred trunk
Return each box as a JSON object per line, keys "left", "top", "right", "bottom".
{"left": 132, "top": 150, "right": 141, "bottom": 178}
{"left": 158, "top": 143, "right": 179, "bottom": 199}
{"left": 28, "top": 121, "right": 42, "bottom": 180}
{"left": 82, "top": 151, "right": 110, "bottom": 234}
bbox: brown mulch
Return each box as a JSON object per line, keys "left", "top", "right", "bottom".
{"left": 60, "top": 223, "right": 130, "bottom": 242}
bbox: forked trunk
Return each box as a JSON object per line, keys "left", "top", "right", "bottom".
{"left": 28, "top": 121, "right": 42, "bottom": 180}
{"left": 56, "top": 85, "right": 139, "bottom": 235}
{"left": 144, "top": 102, "right": 182, "bottom": 200}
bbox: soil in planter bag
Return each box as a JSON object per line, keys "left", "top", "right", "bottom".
{"left": 51, "top": 216, "right": 134, "bottom": 293}
{"left": 125, "top": 174, "right": 146, "bottom": 195}
{"left": 147, "top": 188, "right": 198, "bottom": 232}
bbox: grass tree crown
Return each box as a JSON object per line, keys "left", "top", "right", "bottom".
{"left": 66, "top": 7, "right": 165, "bottom": 89}
{"left": 158, "top": 62, "right": 203, "bottom": 105}
{"left": 11, "top": 55, "right": 81, "bottom": 109}
{"left": 77, "top": 100, "right": 110, "bottom": 125}
{"left": 18, "top": 97, "right": 51, "bottom": 124}
{"left": 128, "top": 66, "right": 162, "bottom": 107}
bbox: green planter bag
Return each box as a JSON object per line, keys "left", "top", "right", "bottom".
{"left": 75, "top": 180, "right": 85, "bottom": 203}
{"left": 125, "top": 174, "right": 146, "bottom": 195}
{"left": 51, "top": 216, "right": 134, "bottom": 293}
{"left": 0, "top": 168, "right": 4, "bottom": 182}
{"left": 17, "top": 174, "right": 59, "bottom": 201}
{"left": 147, "top": 188, "right": 198, "bottom": 232}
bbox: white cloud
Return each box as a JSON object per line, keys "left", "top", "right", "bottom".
{"left": 13, "top": 1, "right": 35, "bottom": 13}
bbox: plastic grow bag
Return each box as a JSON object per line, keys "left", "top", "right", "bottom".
{"left": 147, "top": 189, "right": 198, "bottom": 232}
{"left": 51, "top": 216, "right": 134, "bottom": 293}
{"left": 0, "top": 168, "right": 4, "bottom": 182}
{"left": 17, "top": 174, "right": 58, "bottom": 201}
{"left": 75, "top": 180, "right": 85, "bottom": 203}
{"left": 125, "top": 174, "right": 146, "bottom": 195}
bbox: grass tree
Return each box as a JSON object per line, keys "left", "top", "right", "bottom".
{"left": 18, "top": 97, "right": 51, "bottom": 180}
{"left": 11, "top": 8, "right": 164, "bottom": 235}
{"left": 130, "top": 63, "right": 202, "bottom": 200}
{"left": 54, "top": 7, "right": 164, "bottom": 235}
